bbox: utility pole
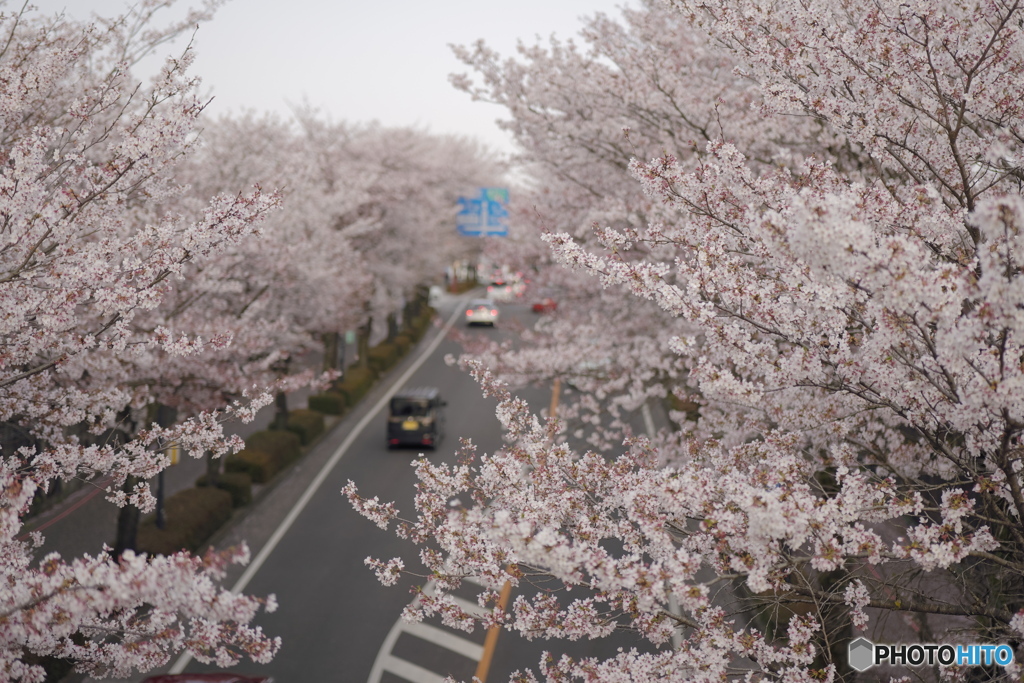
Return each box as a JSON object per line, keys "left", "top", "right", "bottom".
{"left": 549, "top": 377, "right": 561, "bottom": 419}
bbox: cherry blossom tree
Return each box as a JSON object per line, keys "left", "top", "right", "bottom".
{"left": 349, "top": 0, "right": 1024, "bottom": 680}
{"left": 447, "top": 0, "right": 800, "bottom": 439}
{"left": 291, "top": 111, "right": 506, "bottom": 350}
{"left": 0, "top": 0, "right": 507, "bottom": 679}
{"left": 157, "top": 107, "right": 506, "bottom": 417}
{"left": 0, "top": 3, "right": 284, "bottom": 679}
{"left": 164, "top": 111, "right": 375, "bottom": 431}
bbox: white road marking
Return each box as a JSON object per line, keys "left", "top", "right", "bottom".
{"left": 380, "top": 654, "right": 447, "bottom": 683}
{"left": 168, "top": 303, "right": 466, "bottom": 675}
{"left": 404, "top": 621, "right": 485, "bottom": 661}
{"left": 641, "top": 402, "right": 656, "bottom": 441}
{"left": 448, "top": 594, "right": 489, "bottom": 618}
{"left": 368, "top": 577, "right": 488, "bottom": 683}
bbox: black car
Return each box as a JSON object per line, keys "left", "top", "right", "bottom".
{"left": 387, "top": 387, "right": 445, "bottom": 449}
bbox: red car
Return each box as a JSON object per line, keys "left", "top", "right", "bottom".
{"left": 141, "top": 674, "right": 273, "bottom": 683}
{"left": 532, "top": 297, "right": 557, "bottom": 313}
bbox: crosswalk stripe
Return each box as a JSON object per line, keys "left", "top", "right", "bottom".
{"left": 369, "top": 576, "right": 498, "bottom": 682}
{"left": 449, "top": 594, "right": 489, "bottom": 618}
{"left": 421, "top": 580, "right": 490, "bottom": 618}
{"left": 382, "top": 654, "right": 448, "bottom": 683}
{"left": 404, "top": 621, "right": 485, "bottom": 661}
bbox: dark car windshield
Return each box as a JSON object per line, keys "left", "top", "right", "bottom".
{"left": 390, "top": 398, "right": 431, "bottom": 417}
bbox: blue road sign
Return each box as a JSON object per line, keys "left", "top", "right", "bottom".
{"left": 457, "top": 188, "right": 509, "bottom": 236}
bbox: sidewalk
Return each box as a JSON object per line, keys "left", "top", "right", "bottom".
{"left": 16, "top": 292, "right": 467, "bottom": 683}
{"left": 22, "top": 346, "right": 349, "bottom": 563}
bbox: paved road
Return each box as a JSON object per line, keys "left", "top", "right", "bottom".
{"left": 64, "top": 292, "right": 670, "bottom": 682}
{"left": 176, "top": 296, "right": 512, "bottom": 682}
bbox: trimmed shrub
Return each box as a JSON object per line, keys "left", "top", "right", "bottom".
{"left": 447, "top": 279, "right": 477, "bottom": 294}
{"left": 246, "top": 429, "right": 301, "bottom": 466}
{"left": 196, "top": 471, "right": 253, "bottom": 507}
{"left": 337, "top": 366, "right": 376, "bottom": 405}
{"left": 136, "top": 486, "right": 233, "bottom": 555}
{"left": 308, "top": 391, "right": 346, "bottom": 415}
{"left": 286, "top": 408, "right": 324, "bottom": 445}
{"left": 408, "top": 310, "right": 434, "bottom": 339}
{"left": 367, "top": 342, "right": 399, "bottom": 374}
{"left": 224, "top": 448, "right": 276, "bottom": 484}
{"left": 393, "top": 333, "right": 413, "bottom": 354}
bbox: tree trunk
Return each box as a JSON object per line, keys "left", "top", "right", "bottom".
{"left": 112, "top": 476, "right": 140, "bottom": 557}
{"left": 818, "top": 566, "right": 853, "bottom": 680}
{"left": 205, "top": 450, "right": 220, "bottom": 487}
{"left": 386, "top": 311, "right": 399, "bottom": 341}
{"left": 274, "top": 390, "right": 288, "bottom": 430}
{"left": 271, "top": 357, "right": 291, "bottom": 429}
{"left": 110, "top": 404, "right": 157, "bottom": 558}
{"left": 357, "top": 316, "right": 372, "bottom": 369}
{"left": 322, "top": 331, "right": 340, "bottom": 372}
{"left": 403, "top": 292, "right": 420, "bottom": 326}
{"left": 813, "top": 468, "right": 853, "bottom": 680}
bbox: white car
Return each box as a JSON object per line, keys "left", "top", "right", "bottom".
{"left": 486, "top": 280, "right": 525, "bottom": 302}
{"left": 486, "top": 282, "right": 513, "bottom": 302}
{"left": 465, "top": 299, "right": 499, "bottom": 326}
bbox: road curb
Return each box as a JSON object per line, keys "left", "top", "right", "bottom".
{"left": 198, "top": 306, "right": 448, "bottom": 554}
{"left": 166, "top": 299, "right": 468, "bottom": 676}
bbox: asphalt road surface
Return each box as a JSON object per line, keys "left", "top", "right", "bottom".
{"left": 128, "top": 294, "right": 666, "bottom": 683}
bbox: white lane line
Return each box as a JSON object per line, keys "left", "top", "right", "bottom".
{"left": 169, "top": 304, "right": 466, "bottom": 675}
{"left": 641, "top": 402, "right": 656, "bottom": 440}
{"left": 404, "top": 621, "right": 484, "bottom": 661}
{"left": 381, "top": 654, "right": 447, "bottom": 683}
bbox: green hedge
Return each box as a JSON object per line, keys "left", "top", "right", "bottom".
{"left": 246, "top": 429, "right": 301, "bottom": 465}
{"left": 308, "top": 391, "right": 346, "bottom": 415}
{"left": 408, "top": 310, "right": 434, "bottom": 339}
{"left": 393, "top": 333, "right": 413, "bottom": 354}
{"left": 448, "top": 279, "right": 477, "bottom": 294}
{"left": 224, "top": 448, "right": 275, "bottom": 483}
{"left": 367, "top": 342, "right": 400, "bottom": 374}
{"left": 337, "top": 366, "right": 376, "bottom": 405}
{"left": 196, "top": 471, "right": 253, "bottom": 507}
{"left": 286, "top": 408, "right": 324, "bottom": 445}
{"left": 136, "top": 486, "right": 233, "bottom": 555}
{"left": 223, "top": 430, "right": 302, "bottom": 483}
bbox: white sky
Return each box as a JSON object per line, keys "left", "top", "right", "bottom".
{"left": 28, "top": 0, "right": 634, "bottom": 156}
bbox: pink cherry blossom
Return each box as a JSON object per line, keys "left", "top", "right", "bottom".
{"left": 350, "top": 0, "right": 1024, "bottom": 679}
